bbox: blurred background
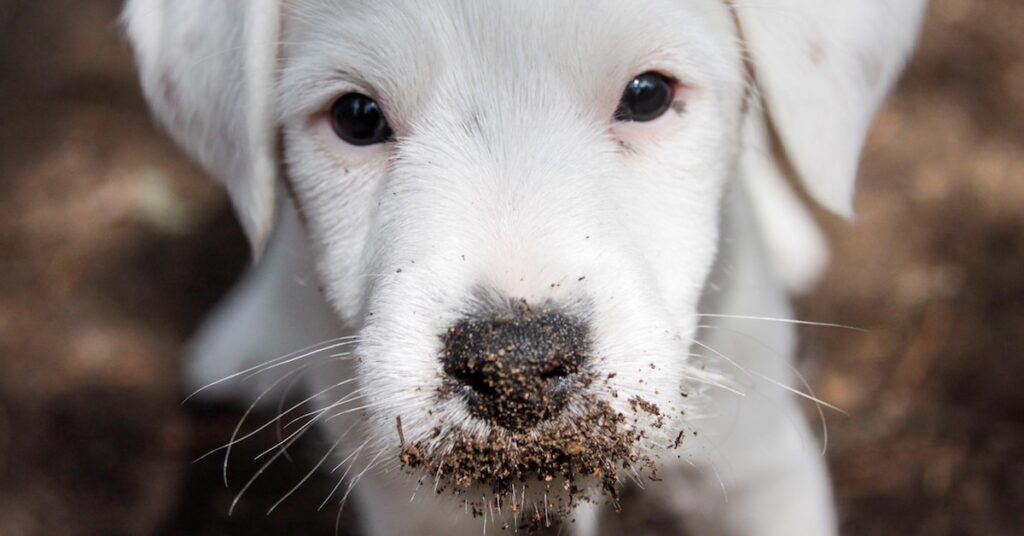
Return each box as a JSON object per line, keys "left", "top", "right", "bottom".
{"left": 0, "top": 0, "right": 1021, "bottom": 534}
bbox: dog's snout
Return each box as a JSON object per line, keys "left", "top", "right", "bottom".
{"left": 442, "top": 309, "right": 589, "bottom": 431}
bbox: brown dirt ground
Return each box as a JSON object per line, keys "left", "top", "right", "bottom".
{"left": 0, "top": 0, "right": 1021, "bottom": 534}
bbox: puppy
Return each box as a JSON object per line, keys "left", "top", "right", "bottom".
{"left": 124, "top": 1, "right": 926, "bottom": 534}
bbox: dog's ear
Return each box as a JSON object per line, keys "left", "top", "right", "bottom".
{"left": 734, "top": 0, "right": 927, "bottom": 217}
{"left": 123, "top": 0, "right": 281, "bottom": 256}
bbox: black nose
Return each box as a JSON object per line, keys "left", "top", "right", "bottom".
{"left": 442, "top": 309, "right": 589, "bottom": 431}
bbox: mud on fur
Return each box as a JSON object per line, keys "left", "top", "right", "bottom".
{"left": 397, "top": 396, "right": 659, "bottom": 531}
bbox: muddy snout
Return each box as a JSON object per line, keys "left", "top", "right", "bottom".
{"left": 442, "top": 309, "right": 589, "bottom": 431}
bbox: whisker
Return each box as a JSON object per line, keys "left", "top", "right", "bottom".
{"left": 688, "top": 338, "right": 847, "bottom": 415}
{"left": 338, "top": 446, "right": 389, "bottom": 511}
{"left": 695, "top": 324, "right": 832, "bottom": 453}
{"left": 329, "top": 437, "right": 372, "bottom": 475}
{"left": 543, "top": 491, "right": 549, "bottom": 528}
{"left": 792, "top": 365, "right": 829, "bottom": 455}
{"left": 683, "top": 445, "right": 729, "bottom": 503}
{"left": 278, "top": 386, "right": 365, "bottom": 431}
{"left": 683, "top": 373, "right": 746, "bottom": 397}
{"left": 254, "top": 406, "right": 332, "bottom": 461}
{"left": 267, "top": 419, "right": 361, "bottom": 515}
{"left": 627, "top": 466, "right": 645, "bottom": 489}
{"left": 409, "top": 477, "right": 424, "bottom": 503}
{"left": 274, "top": 368, "right": 311, "bottom": 463}
{"left": 197, "top": 376, "right": 358, "bottom": 468}
{"left": 184, "top": 336, "right": 358, "bottom": 402}
{"left": 511, "top": 486, "right": 518, "bottom": 530}
{"left": 321, "top": 437, "right": 371, "bottom": 513}
{"left": 192, "top": 364, "right": 307, "bottom": 486}
{"left": 323, "top": 402, "right": 381, "bottom": 423}
{"left": 267, "top": 435, "right": 343, "bottom": 515}
{"left": 433, "top": 462, "right": 445, "bottom": 493}
{"left": 695, "top": 313, "right": 867, "bottom": 332}
{"left": 239, "top": 345, "right": 357, "bottom": 383}
{"left": 229, "top": 413, "right": 319, "bottom": 516}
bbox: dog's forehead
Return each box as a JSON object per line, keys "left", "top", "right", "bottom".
{"left": 279, "top": 0, "right": 735, "bottom": 121}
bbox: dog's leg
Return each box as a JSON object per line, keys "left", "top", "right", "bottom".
{"left": 185, "top": 198, "right": 343, "bottom": 404}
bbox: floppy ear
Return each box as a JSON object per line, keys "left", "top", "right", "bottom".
{"left": 123, "top": 0, "right": 281, "bottom": 256}
{"left": 734, "top": 0, "right": 927, "bottom": 217}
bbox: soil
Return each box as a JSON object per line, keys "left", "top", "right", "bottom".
{"left": 399, "top": 398, "right": 650, "bottom": 532}
{"left": 1, "top": 0, "right": 1022, "bottom": 535}
{"left": 441, "top": 307, "right": 589, "bottom": 431}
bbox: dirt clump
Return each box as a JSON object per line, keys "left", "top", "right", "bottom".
{"left": 399, "top": 397, "right": 656, "bottom": 531}
{"left": 441, "top": 308, "right": 589, "bottom": 432}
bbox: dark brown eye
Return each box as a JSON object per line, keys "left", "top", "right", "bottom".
{"left": 614, "top": 72, "right": 675, "bottom": 122}
{"left": 330, "top": 93, "right": 393, "bottom": 146}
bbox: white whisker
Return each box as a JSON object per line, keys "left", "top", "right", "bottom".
{"left": 254, "top": 409, "right": 327, "bottom": 461}
{"left": 433, "top": 462, "right": 444, "bottom": 493}
{"left": 279, "top": 387, "right": 365, "bottom": 430}
{"left": 239, "top": 344, "right": 356, "bottom": 383}
{"left": 339, "top": 446, "right": 389, "bottom": 510}
{"left": 688, "top": 375, "right": 746, "bottom": 397}
{"left": 274, "top": 366, "right": 312, "bottom": 463}
{"left": 184, "top": 336, "right": 357, "bottom": 402}
{"left": 688, "top": 338, "right": 847, "bottom": 415}
{"left": 695, "top": 324, "right": 833, "bottom": 453}
{"left": 196, "top": 364, "right": 306, "bottom": 486}
{"left": 323, "top": 402, "right": 381, "bottom": 423}
{"left": 229, "top": 413, "right": 317, "bottom": 516}
{"left": 321, "top": 437, "right": 371, "bottom": 510}
{"left": 199, "top": 376, "right": 359, "bottom": 469}
{"left": 543, "top": 491, "right": 549, "bottom": 527}
{"left": 267, "top": 433, "right": 345, "bottom": 515}
{"left": 695, "top": 313, "right": 866, "bottom": 332}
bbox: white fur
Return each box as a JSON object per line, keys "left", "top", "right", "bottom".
{"left": 124, "top": 1, "right": 925, "bottom": 534}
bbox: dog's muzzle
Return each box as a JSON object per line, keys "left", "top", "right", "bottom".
{"left": 442, "top": 307, "right": 589, "bottom": 432}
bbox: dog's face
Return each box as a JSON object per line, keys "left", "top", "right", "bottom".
{"left": 126, "top": 0, "right": 926, "bottom": 520}
{"left": 278, "top": 0, "right": 742, "bottom": 504}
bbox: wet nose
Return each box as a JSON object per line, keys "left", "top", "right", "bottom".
{"left": 442, "top": 309, "right": 589, "bottom": 431}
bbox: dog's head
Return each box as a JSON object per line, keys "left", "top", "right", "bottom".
{"left": 126, "top": 0, "right": 925, "bottom": 519}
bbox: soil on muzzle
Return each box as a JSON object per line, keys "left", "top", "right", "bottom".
{"left": 399, "top": 396, "right": 659, "bottom": 531}
{"left": 441, "top": 308, "right": 589, "bottom": 432}
{"left": 413, "top": 305, "right": 662, "bottom": 530}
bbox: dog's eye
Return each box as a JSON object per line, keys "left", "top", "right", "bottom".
{"left": 614, "top": 72, "right": 675, "bottom": 122}
{"left": 329, "top": 93, "right": 394, "bottom": 146}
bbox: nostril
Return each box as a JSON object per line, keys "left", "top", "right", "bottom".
{"left": 451, "top": 368, "right": 496, "bottom": 396}
{"left": 539, "top": 364, "right": 569, "bottom": 380}
{"left": 441, "top": 307, "right": 589, "bottom": 431}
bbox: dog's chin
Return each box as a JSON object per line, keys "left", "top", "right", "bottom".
{"left": 397, "top": 389, "right": 667, "bottom": 527}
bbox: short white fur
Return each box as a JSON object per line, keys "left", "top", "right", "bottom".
{"left": 124, "top": 1, "right": 926, "bottom": 534}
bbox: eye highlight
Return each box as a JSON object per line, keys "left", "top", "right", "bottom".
{"left": 329, "top": 93, "right": 394, "bottom": 146}
{"left": 614, "top": 72, "right": 675, "bottom": 122}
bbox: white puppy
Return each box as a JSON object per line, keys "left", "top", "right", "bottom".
{"left": 124, "top": 1, "right": 925, "bottom": 534}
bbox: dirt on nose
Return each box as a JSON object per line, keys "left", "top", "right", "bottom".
{"left": 398, "top": 395, "right": 659, "bottom": 532}
{"left": 442, "top": 310, "right": 589, "bottom": 432}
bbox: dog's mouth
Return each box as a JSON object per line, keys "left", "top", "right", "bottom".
{"left": 385, "top": 300, "right": 678, "bottom": 529}
{"left": 397, "top": 390, "right": 664, "bottom": 530}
